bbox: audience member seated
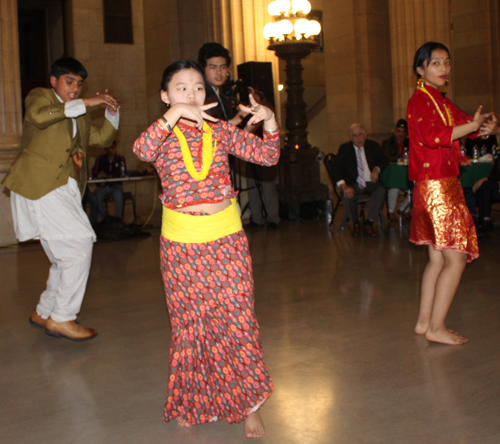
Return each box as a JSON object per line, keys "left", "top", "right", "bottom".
{"left": 333, "top": 123, "right": 389, "bottom": 237}
{"left": 92, "top": 141, "right": 126, "bottom": 222}
{"left": 471, "top": 155, "right": 500, "bottom": 234}
{"left": 381, "top": 119, "right": 411, "bottom": 221}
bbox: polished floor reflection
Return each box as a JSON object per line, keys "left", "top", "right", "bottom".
{"left": 2, "top": 214, "right": 500, "bottom": 444}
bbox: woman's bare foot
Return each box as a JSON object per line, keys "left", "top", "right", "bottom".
{"left": 414, "top": 321, "right": 429, "bottom": 335}
{"left": 176, "top": 417, "right": 192, "bottom": 428}
{"left": 244, "top": 412, "right": 265, "bottom": 439}
{"left": 415, "top": 322, "right": 458, "bottom": 336}
{"left": 425, "top": 327, "right": 468, "bottom": 345}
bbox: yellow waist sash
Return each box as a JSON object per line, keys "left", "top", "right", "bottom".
{"left": 161, "top": 199, "right": 242, "bottom": 243}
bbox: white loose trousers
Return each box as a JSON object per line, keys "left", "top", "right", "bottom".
{"left": 11, "top": 178, "right": 95, "bottom": 322}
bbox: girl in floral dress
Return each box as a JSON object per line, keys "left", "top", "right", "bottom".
{"left": 408, "top": 42, "right": 496, "bottom": 345}
{"left": 133, "top": 60, "right": 279, "bottom": 438}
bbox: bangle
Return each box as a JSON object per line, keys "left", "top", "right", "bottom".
{"left": 263, "top": 126, "right": 279, "bottom": 135}
{"left": 159, "top": 116, "right": 172, "bottom": 133}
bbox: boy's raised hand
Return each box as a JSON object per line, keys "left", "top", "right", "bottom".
{"left": 83, "top": 89, "right": 120, "bottom": 112}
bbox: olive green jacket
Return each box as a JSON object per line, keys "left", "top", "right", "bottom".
{"left": 2, "top": 88, "right": 117, "bottom": 200}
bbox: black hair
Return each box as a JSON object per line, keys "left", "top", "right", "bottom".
{"left": 197, "top": 42, "right": 231, "bottom": 69}
{"left": 49, "top": 56, "right": 88, "bottom": 80}
{"left": 160, "top": 60, "right": 206, "bottom": 92}
{"left": 413, "top": 41, "right": 450, "bottom": 77}
{"left": 395, "top": 118, "right": 407, "bottom": 129}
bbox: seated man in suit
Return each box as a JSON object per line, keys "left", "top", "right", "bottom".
{"left": 381, "top": 118, "right": 411, "bottom": 221}
{"left": 334, "top": 123, "right": 389, "bottom": 237}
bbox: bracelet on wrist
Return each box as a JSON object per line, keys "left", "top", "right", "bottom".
{"left": 159, "top": 116, "right": 173, "bottom": 133}
{"left": 263, "top": 126, "right": 279, "bottom": 135}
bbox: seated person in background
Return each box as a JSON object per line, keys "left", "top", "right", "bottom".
{"left": 381, "top": 119, "right": 411, "bottom": 221}
{"left": 472, "top": 154, "right": 500, "bottom": 233}
{"left": 333, "top": 123, "right": 389, "bottom": 237}
{"left": 92, "top": 141, "right": 126, "bottom": 221}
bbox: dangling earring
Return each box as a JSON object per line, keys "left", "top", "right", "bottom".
{"left": 446, "top": 78, "right": 449, "bottom": 85}
{"left": 417, "top": 77, "right": 425, "bottom": 88}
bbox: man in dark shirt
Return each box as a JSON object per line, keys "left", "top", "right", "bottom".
{"left": 197, "top": 42, "right": 249, "bottom": 189}
{"left": 91, "top": 141, "right": 126, "bottom": 222}
{"left": 198, "top": 42, "right": 247, "bottom": 124}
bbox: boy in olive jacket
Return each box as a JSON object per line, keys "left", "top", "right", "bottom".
{"left": 2, "top": 57, "right": 119, "bottom": 341}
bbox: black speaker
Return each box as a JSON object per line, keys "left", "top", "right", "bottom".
{"left": 237, "top": 61, "right": 275, "bottom": 110}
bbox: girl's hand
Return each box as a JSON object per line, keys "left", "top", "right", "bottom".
{"left": 472, "top": 105, "right": 494, "bottom": 131}
{"left": 166, "top": 102, "right": 218, "bottom": 130}
{"left": 240, "top": 94, "right": 274, "bottom": 126}
{"left": 479, "top": 113, "right": 497, "bottom": 138}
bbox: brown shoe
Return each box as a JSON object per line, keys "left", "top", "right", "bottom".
{"left": 364, "top": 224, "right": 378, "bottom": 238}
{"left": 29, "top": 310, "right": 47, "bottom": 329}
{"left": 44, "top": 318, "right": 98, "bottom": 341}
{"left": 352, "top": 223, "right": 361, "bottom": 237}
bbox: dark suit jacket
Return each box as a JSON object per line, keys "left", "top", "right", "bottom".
{"left": 204, "top": 84, "right": 234, "bottom": 121}
{"left": 2, "top": 88, "right": 116, "bottom": 200}
{"left": 333, "top": 139, "right": 389, "bottom": 186}
{"left": 381, "top": 135, "right": 409, "bottom": 162}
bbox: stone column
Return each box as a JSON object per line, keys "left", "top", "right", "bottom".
{"left": 388, "top": 0, "right": 451, "bottom": 120}
{"left": 0, "top": 0, "right": 22, "bottom": 245}
{"left": 323, "top": 0, "right": 394, "bottom": 151}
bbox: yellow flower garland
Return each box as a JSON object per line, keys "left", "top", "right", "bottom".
{"left": 173, "top": 122, "right": 216, "bottom": 181}
{"left": 417, "top": 85, "right": 452, "bottom": 126}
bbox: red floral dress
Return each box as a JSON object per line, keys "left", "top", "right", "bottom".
{"left": 133, "top": 119, "right": 279, "bottom": 424}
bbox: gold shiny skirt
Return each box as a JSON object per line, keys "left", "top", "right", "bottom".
{"left": 410, "top": 176, "right": 479, "bottom": 262}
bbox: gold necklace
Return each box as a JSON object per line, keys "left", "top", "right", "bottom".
{"left": 173, "top": 122, "right": 216, "bottom": 181}
{"left": 417, "top": 85, "right": 452, "bottom": 126}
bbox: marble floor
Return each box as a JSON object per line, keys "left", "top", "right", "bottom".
{"left": 2, "top": 212, "right": 500, "bottom": 444}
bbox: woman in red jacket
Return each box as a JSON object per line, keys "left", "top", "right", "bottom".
{"left": 408, "top": 41, "right": 496, "bottom": 345}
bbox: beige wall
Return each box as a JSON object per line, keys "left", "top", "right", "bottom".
{"left": 324, "top": 0, "right": 393, "bottom": 153}
{"left": 66, "top": 0, "right": 149, "bottom": 172}
{"left": 451, "top": 0, "right": 498, "bottom": 114}
{"left": 143, "top": 0, "right": 208, "bottom": 125}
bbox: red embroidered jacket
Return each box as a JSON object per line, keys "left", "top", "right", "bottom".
{"left": 133, "top": 120, "right": 280, "bottom": 209}
{"left": 407, "top": 85, "right": 477, "bottom": 181}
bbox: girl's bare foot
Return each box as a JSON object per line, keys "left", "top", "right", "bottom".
{"left": 176, "top": 417, "right": 192, "bottom": 428}
{"left": 244, "top": 412, "right": 265, "bottom": 439}
{"left": 425, "top": 328, "right": 468, "bottom": 345}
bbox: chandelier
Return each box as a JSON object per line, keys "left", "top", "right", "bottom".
{"left": 263, "top": 0, "right": 321, "bottom": 43}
